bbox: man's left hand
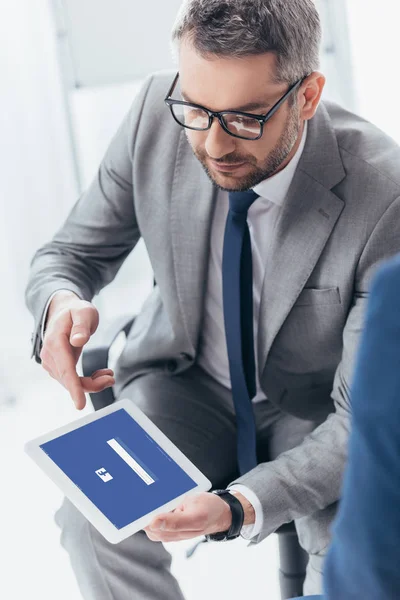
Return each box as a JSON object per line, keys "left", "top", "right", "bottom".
{"left": 144, "top": 491, "right": 254, "bottom": 542}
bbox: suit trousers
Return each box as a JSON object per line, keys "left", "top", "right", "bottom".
{"left": 54, "top": 365, "right": 328, "bottom": 599}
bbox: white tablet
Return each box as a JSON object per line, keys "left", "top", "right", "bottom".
{"left": 24, "top": 398, "right": 211, "bottom": 544}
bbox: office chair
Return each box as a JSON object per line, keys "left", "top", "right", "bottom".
{"left": 82, "top": 315, "right": 308, "bottom": 599}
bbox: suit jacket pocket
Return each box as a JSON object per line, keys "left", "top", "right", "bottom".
{"left": 295, "top": 286, "right": 341, "bottom": 307}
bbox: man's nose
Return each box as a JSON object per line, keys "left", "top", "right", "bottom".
{"left": 204, "top": 119, "right": 236, "bottom": 159}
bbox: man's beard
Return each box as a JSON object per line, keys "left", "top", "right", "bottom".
{"left": 191, "top": 103, "right": 301, "bottom": 192}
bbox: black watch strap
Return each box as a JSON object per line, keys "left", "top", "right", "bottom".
{"left": 205, "top": 489, "right": 245, "bottom": 542}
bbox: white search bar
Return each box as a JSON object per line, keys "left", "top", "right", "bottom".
{"left": 107, "top": 438, "right": 155, "bottom": 485}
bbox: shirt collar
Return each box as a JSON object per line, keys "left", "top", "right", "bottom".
{"left": 252, "top": 120, "right": 308, "bottom": 207}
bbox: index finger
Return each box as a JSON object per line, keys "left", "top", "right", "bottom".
{"left": 55, "top": 333, "right": 87, "bottom": 409}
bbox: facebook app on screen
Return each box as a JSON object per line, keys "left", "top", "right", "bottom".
{"left": 40, "top": 408, "right": 197, "bottom": 529}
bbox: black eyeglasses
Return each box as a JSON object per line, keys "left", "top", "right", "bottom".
{"left": 164, "top": 72, "right": 308, "bottom": 141}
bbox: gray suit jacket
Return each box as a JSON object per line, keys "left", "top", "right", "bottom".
{"left": 26, "top": 71, "right": 400, "bottom": 553}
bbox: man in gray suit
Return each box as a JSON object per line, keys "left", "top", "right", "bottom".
{"left": 26, "top": 0, "right": 400, "bottom": 597}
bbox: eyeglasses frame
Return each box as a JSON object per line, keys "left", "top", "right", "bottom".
{"left": 164, "top": 72, "right": 309, "bottom": 141}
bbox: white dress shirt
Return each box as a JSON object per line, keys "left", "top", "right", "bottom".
{"left": 198, "top": 123, "right": 308, "bottom": 538}
{"left": 41, "top": 124, "right": 307, "bottom": 540}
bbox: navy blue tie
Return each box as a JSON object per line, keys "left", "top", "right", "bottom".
{"left": 223, "top": 190, "right": 259, "bottom": 475}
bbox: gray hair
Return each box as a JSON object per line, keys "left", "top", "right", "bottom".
{"left": 171, "top": 0, "right": 321, "bottom": 84}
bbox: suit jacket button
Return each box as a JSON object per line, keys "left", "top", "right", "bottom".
{"left": 166, "top": 360, "right": 178, "bottom": 373}
{"left": 180, "top": 353, "right": 193, "bottom": 361}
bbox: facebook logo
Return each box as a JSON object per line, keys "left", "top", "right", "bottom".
{"left": 95, "top": 467, "right": 113, "bottom": 482}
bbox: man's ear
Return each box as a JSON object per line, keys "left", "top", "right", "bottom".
{"left": 299, "top": 72, "right": 326, "bottom": 120}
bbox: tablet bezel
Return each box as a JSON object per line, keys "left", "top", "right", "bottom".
{"left": 24, "top": 397, "right": 212, "bottom": 544}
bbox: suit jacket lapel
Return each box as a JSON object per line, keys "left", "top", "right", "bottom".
{"left": 257, "top": 103, "right": 346, "bottom": 375}
{"left": 170, "top": 131, "right": 217, "bottom": 353}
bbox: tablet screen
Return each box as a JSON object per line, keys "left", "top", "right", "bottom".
{"left": 40, "top": 408, "right": 197, "bottom": 529}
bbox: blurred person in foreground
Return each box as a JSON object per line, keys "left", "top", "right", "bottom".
{"left": 26, "top": 0, "right": 400, "bottom": 597}
{"left": 293, "top": 253, "right": 400, "bottom": 599}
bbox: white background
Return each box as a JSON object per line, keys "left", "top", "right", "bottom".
{"left": 1, "top": 1, "right": 398, "bottom": 598}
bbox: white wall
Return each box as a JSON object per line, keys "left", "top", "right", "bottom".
{"left": 56, "top": 0, "right": 182, "bottom": 86}
{"left": 346, "top": 0, "right": 400, "bottom": 144}
{"left": 0, "top": 0, "right": 78, "bottom": 364}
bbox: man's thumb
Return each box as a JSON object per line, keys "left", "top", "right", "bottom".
{"left": 70, "top": 323, "right": 90, "bottom": 347}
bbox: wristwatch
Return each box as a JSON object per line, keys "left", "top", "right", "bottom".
{"left": 205, "top": 489, "right": 245, "bottom": 542}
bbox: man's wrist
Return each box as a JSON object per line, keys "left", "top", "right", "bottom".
{"left": 42, "top": 290, "right": 81, "bottom": 340}
{"left": 47, "top": 290, "right": 80, "bottom": 321}
{"left": 207, "top": 490, "right": 245, "bottom": 541}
